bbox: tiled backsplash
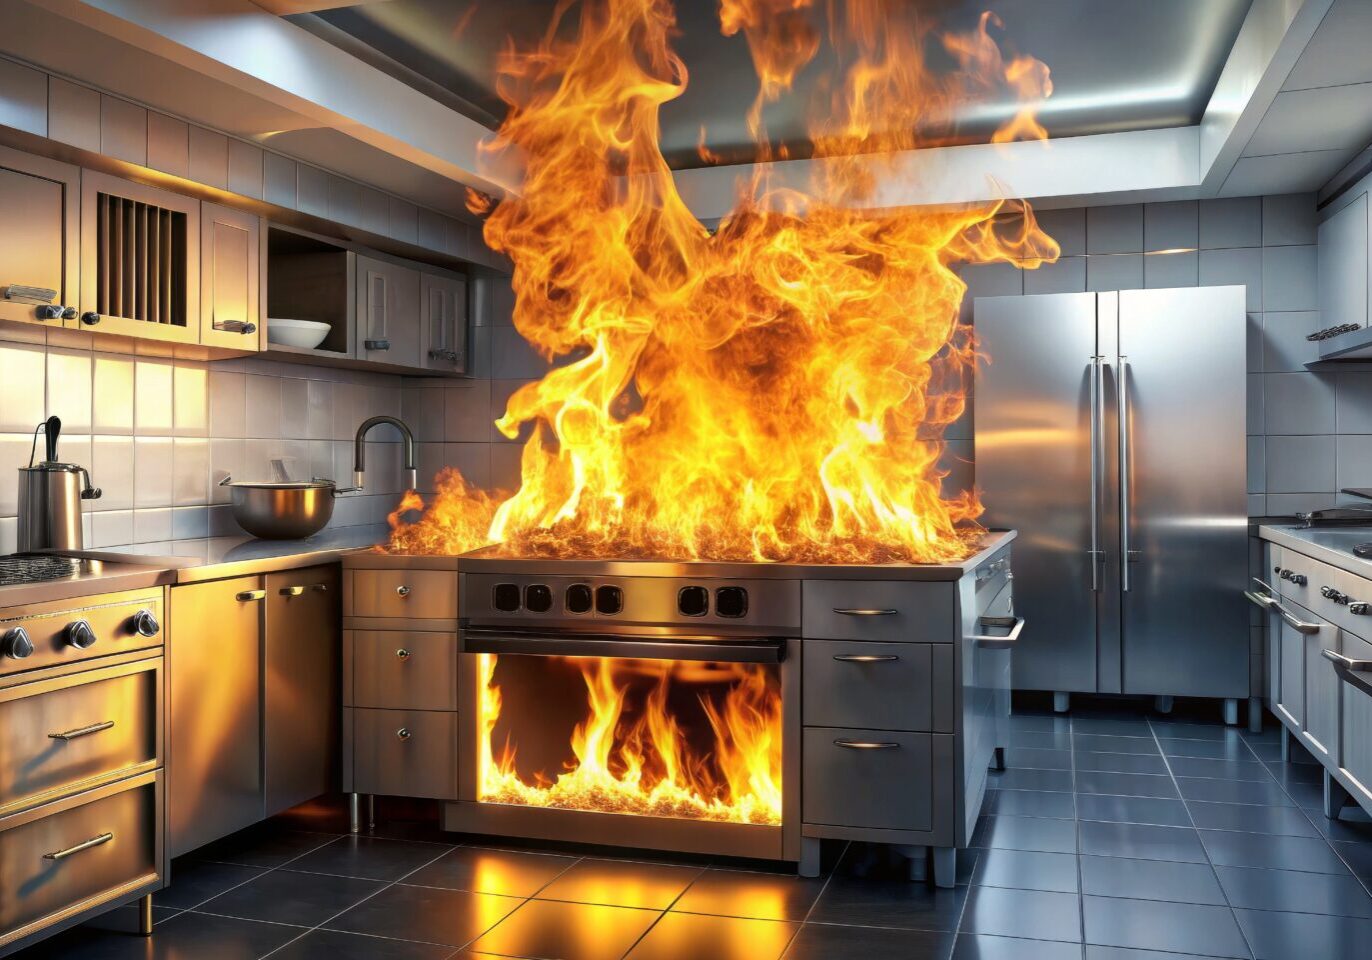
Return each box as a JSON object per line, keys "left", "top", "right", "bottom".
{"left": 961, "top": 193, "right": 1341, "bottom": 518}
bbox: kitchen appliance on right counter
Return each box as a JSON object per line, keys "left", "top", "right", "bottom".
{"left": 975, "top": 287, "right": 1252, "bottom": 724}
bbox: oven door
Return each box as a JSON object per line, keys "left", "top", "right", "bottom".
{"left": 459, "top": 624, "right": 787, "bottom": 663}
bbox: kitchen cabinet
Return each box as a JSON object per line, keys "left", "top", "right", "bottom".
{"left": 0, "top": 146, "right": 81, "bottom": 331}
{"left": 1299, "top": 602, "right": 1339, "bottom": 763}
{"left": 421, "top": 272, "right": 467, "bottom": 374}
{"left": 1318, "top": 192, "right": 1368, "bottom": 332}
{"left": 199, "top": 201, "right": 261, "bottom": 351}
{"left": 356, "top": 254, "right": 420, "bottom": 367}
{"left": 1336, "top": 632, "right": 1372, "bottom": 811}
{"left": 79, "top": 170, "right": 201, "bottom": 344}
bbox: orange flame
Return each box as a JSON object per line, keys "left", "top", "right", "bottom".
{"left": 477, "top": 653, "right": 783, "bottom": 823}
{"left": 388, "top": 0, "right": 1057, "bottom": 564}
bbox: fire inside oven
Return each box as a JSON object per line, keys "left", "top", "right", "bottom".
{"left": 475, "top": 652, "right": 782, "bottom": 825}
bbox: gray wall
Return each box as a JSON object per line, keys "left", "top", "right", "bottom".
{"left": 960, "top": 194, "right": 1336, "bottom": 518}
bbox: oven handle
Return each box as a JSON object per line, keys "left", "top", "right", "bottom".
{"left": 460, "top": 626, "right": 787, "bottom": 664}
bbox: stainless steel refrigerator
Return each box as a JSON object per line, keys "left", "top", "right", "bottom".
{"left": 974, "top": 287, "right": 1250, "bottom": 716}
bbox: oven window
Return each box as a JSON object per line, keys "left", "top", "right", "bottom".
{"left": 476, "top": 653, "right": 782, "bottom": 824}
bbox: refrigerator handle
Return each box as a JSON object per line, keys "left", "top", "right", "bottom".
{"left": 1118, "top": 357, "right": 1132, "bottom": 592}
{"left": 1089, "top": 356, "right": 1103, "bottom": 591}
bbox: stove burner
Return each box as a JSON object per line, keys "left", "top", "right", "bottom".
{"left": 1355, "top": 543, "right": 1372, "bottom": 559}
{"left": 0, "top": 554, "right": 83, "bottom": 587}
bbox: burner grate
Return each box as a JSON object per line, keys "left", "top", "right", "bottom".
{"left": 0, "top": 554, "right": 83, "bottom": 587}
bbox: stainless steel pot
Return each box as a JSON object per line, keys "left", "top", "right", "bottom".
{"left": 218, "top": 477, "right": 338, "bottom": 540}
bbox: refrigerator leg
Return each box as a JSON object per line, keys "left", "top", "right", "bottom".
{"left": 1223, "top": 698, "right": 1239, "bottom": 726}
{"left": 1053, "top": 692, "right": 1070, "bottom": 713}
{"left": 367, "top": 794, "right": 376, "bottom": 831}
{"left": 1247, "top": 697, "right": 1263, "bottom": 734}
{"left": 1154, "top": 695, "right": 1174, "bottom": 714}
{"left": 1324, "top": 770, "right": 1352, "bottom": 820}
{"left": 349, "top": 793, "right": 361, "bottom": 834}
{"left": 1281, "top": 726, "right": 1292, "bottom": 763}
{"left": 137, "top": 894, "right": 153, "bottom": 936}
{"left": 931, "top": 847, "right": 956, "bottom": 889}
{"left": 798, "top": 838, "right": 822, "bottom": 878}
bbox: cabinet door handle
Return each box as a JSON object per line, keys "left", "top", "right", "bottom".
{"left": 833, "top": 654, "right": 900, "bottom": 663}
{"left": 396, "top": 585, "right": 411, "bottom": 597}
{"left": 279, "top": 586, "right": 304, "bottom": 597}
{"left": 311, "top": 583, "right": 329, "bottom": 593}
{"left": 396, "top": 648, "right": 410, "bottom": 660}
{"left": 365, "top": 339, "right": 391, "bottom": 351}
{"left": 396, "top": 728, "right": 412, "bottom": 741}
{"left": 236, "top": 590, "right": 266, "bottom": 602}
{"left": 833, "top": 608, "right": 897, "bottom": 616}
{"left": 833, "top": 739, "right": 901, "bottom": 749}
{"left": 44, "top": 832, "right": 114, "bottom": 860}
{"left": 972, "top": 615, "right": 1026, "bottom": 650}
{"left": 49, "top": 720, "right": 115, "bottom": 741}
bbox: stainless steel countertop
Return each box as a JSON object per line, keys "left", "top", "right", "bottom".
{"left": 0, "top": 557, "right": 176, "bottom": 608}
{"left": 1258, "top": 524, "right": 1372, "bottom": 580}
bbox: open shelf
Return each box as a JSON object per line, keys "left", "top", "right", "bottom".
{"left": 264, "top": 225, "right": 354, "bottom": 359}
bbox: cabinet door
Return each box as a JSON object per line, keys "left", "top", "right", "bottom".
{"left": 169, "top": 576, "right": 263, "bottom": 857}
{"left": 1275, "top": 605, "right": 1306, "bottom": 733}
{"left": 1302, "top": 615, "right": 1340, "bottom": 762}
{"left": 1318, "top": 192, "right": 1368, "bottom": 330}
{"left": 0, "top": 146, "right": 79, "bottom": 330}
{"left": 421, "top": 272, "right": 467, "bottom": 374}
{"left": 1337, "top": 632, "right": 1372, "bottom": 810}
{"left": 80, "top": 170, "right": 200, "bottom": 344}
{"left": 264, "top": 565, "right": 340, "bottom": 816}
{"left": 200, "top": 201, "right": 261, "bottom": 351}
{"left": 355, "top": 254, "right": 420, "bottom": 366}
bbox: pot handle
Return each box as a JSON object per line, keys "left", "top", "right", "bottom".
{"left": 317, "top": 476, "right": 359, "bottom": 497}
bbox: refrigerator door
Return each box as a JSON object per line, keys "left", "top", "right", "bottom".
{"left": 975, "top": 292, "right": 1103, "bottom": 693}
{"left": 1117, "top": 286, "right": 1249, "bottom": 698}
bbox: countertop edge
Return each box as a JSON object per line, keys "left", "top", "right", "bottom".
{"left": 1258, "top": 524, "right": 1372, "bottom": 580}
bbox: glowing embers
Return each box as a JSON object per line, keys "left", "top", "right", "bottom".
{"left": 477, "top": 653, "right": 782, "bottom": 824}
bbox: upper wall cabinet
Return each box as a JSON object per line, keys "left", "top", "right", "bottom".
{"left": 200, "top": 201, "right": 261, "bottom": 351}
{"left": 0, "top": 146, "right": 80, "bottom": 330}
{"left": 1316, "top": 192, "right": 1372, "bottom": 361}
{"left": 356, "top": 254, "right": 421, "bottom": 367}
{"left": 421, "top": 272, "right": 467, "bottom": 374}
{"left": 79, "top": 170, "right": 201, "bottom": 344}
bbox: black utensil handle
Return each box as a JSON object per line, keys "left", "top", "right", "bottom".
{"left": 44, "top": 415, "right": 60, "bottom": 463}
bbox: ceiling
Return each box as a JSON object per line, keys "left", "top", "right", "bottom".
{"left": 294, "top": 0, "right": 1253, "bottom": 170}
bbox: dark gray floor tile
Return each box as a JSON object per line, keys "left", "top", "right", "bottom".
{"left": 626, "top": 912, "right": 798, "bottom": 960}
{"left": 1267, "top": 759, "right": 1324, "bottom": 787}
{"left": 1157, "top": 738, "right": 1256, "bottom": 761}
{"left": 1085, "top": 948, "right": 1229, "bottom": 960}
{"left": 1283, "top": 778, "right": 1326, "bottom": 810}
{"left": 285, "top": 836, "right": 451, "bottom": 882}
{"left": 197, "top": 869, "right": 382, "bottom": 927}
{"left": 971, "top": 849, "right": 1079, "bottom": 893}
{"left": 807, "top": 875, "right": 969, "bottom": 931}
{"left": 1216, "top": 865, "right": 1372, "bottom": 917}
{"left": 961, "top": 887, "right": 1082, "bottom": 942}
{"left": 1008, "top": 714, "right": 1073, "bottom": 733}
{"left": 1010, "top": 730, "right": 1074, "bottom": 749}
{"left": 1004, "top": 747, "right": 1074, "bottom": 770}
{"left": 1247, "top": 742, "right": 1284, "bottom": 762}
{"left": 536, "top": 858, "right": 703, "bottom": 910}
{"left": 1176, "top": 776, "right": 1293, "bottom": 806}
{"left": 1310, "top": 810, "right": 1372, "bottom": 844}
{"left": 952, "top": 933, "right": 1084, "bottom": 960}
{"left": 1074, "top": 795, "right": 1191, "bottom": 827}
{"left": 403, "top": 846, "right": 577, "bottom": 897}
{"left": 193, "top": 824, "right": 340, "bottom": 869}
{"left": 785, "top": 923, "right": 955, "bottom": 960}
{"left": 155, "top": 859, "right": 266, "bottom": 910}
{"left": 270, "top": 929, "right": 455, "bottom": 960}
{"left": 1200, "top": 829, "right": 1353, "bottom": 874}
{"left": 1075, "top": 771, "right": 1179, "bottom": 799}
{"left": 1073, "top": 752, "right": 1169, "bottom": 775}
{"left": 991, "top": 768, "right": 1075, "bottom": 792}
{"left": 986, "top": 790, "right": 1076, "bottom": 819}
{"left": 1166, "top": 756, "right": 1273, "bottom": 781}
{"left": 1235, "top": 907, "right": 1372, "bottom": 960}
{"left": 1335, "top": 839, "right": 1372, "bottom": 886}
{"left": 325, "top": 883, "right": 524, "bottom": 947}
{"left": 1079, "top": 855, "right": 1226, "bottom": 904}
{"left": 1073, "top": 735, "right": 1160, "bottom": 755}
{"left": 468, "top": 899, "right": 660, "bottom": 960}
{"left": 1072, "top": 718, "right": 1153, "bottom": 737}
{"left": 1186, "top": 800, "right": 1320, "bottom": 837}
{"left": 970, "top": 815, "right": 1078, "bottom": 854}
{"left": 33, "top": 910, "right": 305, "bottom": 959}
{"left": 1082, "top": 895, "right": 1249, "bottom": 958}
{"left": 1148, "top": 721, "right": 1238, "bottom": 741}
{"left": 1078, "top": 821, "right": 1206, "bottom": 863}
{"left": 671, "top": 868, "right": 826, "bottom": 921}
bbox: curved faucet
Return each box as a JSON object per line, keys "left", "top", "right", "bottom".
{"left": 352, "top": 416, "right": 417, "bottom": 492}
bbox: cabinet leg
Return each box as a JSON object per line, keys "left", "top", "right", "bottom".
{"left": 1247, "top": 697, "right": 1263, "bottom": 734}
{"left": 931, "top": 847, "right": 956, "bottom": 889}
{"left": 798, "top": 838, "right": 822, "bottom": 879}
{"left": 1223, "top": 698, "right": 1239, "bottom": 726}
{"left": 1053, "top": 691, "right": 1070, "bottom": 713}
{"left": 137, "top": 894, "right": 153, "bottom": 936}
{"left": 893, "top": 844, "right": 928, "bottom": 882}
{"left": 990, "top": 746, "right": 1006, "bottom": 772}
{"left": 367, "top": 794, "right": 376, "bottom": 831}
{"left": 1324, "top": 770, "right": 1353, "bottom": 820}
{"left": 349, "top": 793, "right": 361, "bottom": 834}
{"left": 1154, "top": 695, "right": 1174, "bottom": 715}
{"left": 1281, "top": 726, "right": 1292, "bottom": 764}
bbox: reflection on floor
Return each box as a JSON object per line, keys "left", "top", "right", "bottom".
{"left": 16, "top": 701, "right": 1372, "bottom": 959}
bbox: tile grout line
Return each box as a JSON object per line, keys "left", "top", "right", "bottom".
{"left": 781, "top": 841, "right": 847, "bottom": 959}
{"left": 1069, "top": 710, "right": 1086, "bottom": 954}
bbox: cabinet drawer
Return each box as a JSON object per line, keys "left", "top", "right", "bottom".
{"left": 0, "top": 592, "right": 163, "bottom": 681}
{"left": 0, "top": 772, "right": 161, "bottom": 951}
{"left": 802, "top": 728, "right": 932, "bottom": 831}
{"left": 802, "top": 581, "right": 954, "bottom": 643}
{"left": 1337, "top": 633, "right": 1372, "bottom": 810}
{"left": 803, "top": 642, "right": 932, "bottom": 730}
{"left": 352, "top": 709, "right": 457, "bottom": 799}
{"left": 0, "top": 658, "right": 160, "bottom": 817}
{"left": 350, "top": 631, "right": 457, "bottom": 710}
{"left": 348, "top": 570, "right": 456, "bottom": 620}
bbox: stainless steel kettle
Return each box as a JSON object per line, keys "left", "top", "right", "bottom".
{"left": 17, "top": 416, "right": 102, "bottom": 552}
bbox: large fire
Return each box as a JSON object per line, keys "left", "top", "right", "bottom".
{"left": 389, "top": 0, "right": 1056, "bottom": 564}
{"left": 477, "top": 654, "right": 782, "bottom": 824}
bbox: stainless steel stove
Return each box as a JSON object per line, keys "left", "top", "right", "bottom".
{"left": 0, "top": 553, "right": 87, "bottom": 587}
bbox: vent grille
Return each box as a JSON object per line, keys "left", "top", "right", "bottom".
{"left": 96, "top": 192, "right": 186, "bottom": 327}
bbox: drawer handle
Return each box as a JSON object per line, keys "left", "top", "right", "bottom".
{"left": 396, "top": 648, "right": 410, "bottom": 660}
{"left": 1323, "top": 648, "right": 1372, "bottom": 672}
{"left": 49, "top": 720, "right": 115, "bottom": 741}
{"left": 312, "top": 583, "right": 329, "bottom": 593}
{"left": 397, "top": 727, "right": 412, "bottom": 741}
{"left": 236, "top": 590, "right": 266, "bottom": 602}
{"left": 280, "top": 586, "right": 305, "bottom": 597}
{"left": 833, "top": 608, "right": 897, "bottom": 617}
{"left": 972, "top": 615, "right": 1026, "bottom": 650}
{"left": 833, "top": 739, "right": 901, "bottom": 750}
{"left": 833, "top": 654, "right": 900, "bottom": 663}
{"left": 396, "top": 585, "right": 411, "bottom": 598}
{"left": 44, "top": 832, "right": 114, "bottom": 861}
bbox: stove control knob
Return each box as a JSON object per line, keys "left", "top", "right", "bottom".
{"left": 595, "top": 585, "right": 623, "bottom": 616}
{"left": 565, "top": 584, "right": 593, "bottom": 614}
{"left": 1321, "top": 586, "right": 1349, "bottom": 604}
{"left": 64, "top": 619, "right": 97, "bottom": 650}
{"left": 1289, "top": 573, "right": 1307, "bottom": 586}
{"left": 492, "top": 583, "right": 521, "bottom": 613}
{"left": 715, "top": 587, "right": 749, "bottom": 618}
{"left": 1351, "top": 601, "right": 1371, "bottom": 616}
{"left": 132, "top": 609, "right": 160, "bottom": 638}
{"left": 678, "top": 586, "right": 709, "bottom": 617}
{"left": 2, "top": 627, "right": 33, "bottom": 660}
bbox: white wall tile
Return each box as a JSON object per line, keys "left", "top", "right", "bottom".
{"left": 173, "top": 438, "right": 209, "bottom": 506}
{"left": 92, "top": 436, "right": 133, "bottom": 511}
{"left": 208, "top": 370, "right": 246, "bottom": 437}
{"left": 93, "top": 354, "right": 134, "bottom": 435}
{"left": 1199, "top": 248, "right": 1263, "bottom": 311}
{"left": 173, "top": 363, "right": 208, "bottom": 437}
{"left": 1266, "top": 435, "right": 1335, "bottom": 492}
{"left": 0, "top": 341, "right": 45, "bottom": 432}
{"left": 1263, "top": 372, "right": 1335, "bottom": 434}
{"left": 45, "top": 348, "right": 91, "bottom": 434}
{"left": 133, "top": 436, "right": 173, "bottom": 508}
{"left": 1262, "top": 312, "right": 1320, "bottom": 371}
{"left": 245, "top": 374, "right": 282, "bottom": 439}
{"left": 1337, "top": 435, "right": 1372, "bottom": 491}
{"left": 171, "top": 505, "right": 209, "bottom": 540}
{"left": 306, "top": 379, "right": 333, "bottom": 440}
{"left": 1262, "top": 194, "right": 1317, "bottom": 246}
{"left": 0, "top": 434, "right": 29, "bottom": 515}
{"left": 279, "top": 377, "right": 308, "bottom": 439}
{"left": 1248, "top": 437, "right": 1265, "bottom": 493}
{"left": 133, "top": 507, "right": 172, "bottom": 543}
{"left": 308, "top": 440, "right": 334, "bottom": 482}
{"left": 209, "top": 438, "right": 244, "bottom": 502}
{"left": 1023, "top": 257, "right": 1085, "bottom": 295}
{"left": 1262, "top": 245, "right": 1318, "bottom": 312}
{"left": 1200, "top": 197, "right": 1262, "bottom": 249}
{"left": 1337, "top": 373, "right": 1372, "bottom": 434}
{"left": 1086, "top": 204, "right": 1142, "bottom": 254}
{"left": 134, "top": 360, "right": 174, "bottom": 436}
{"left": 1143, "top": 200, "right": 1198, "bottom": 251}
{"left": 1248, "top": 372, "right": 1264, "bottom": 434}
{"left": 90, "top": 510, "right": 133, "bottom": 548}
{"left": 244, "top": 439, "right": 283, "bottom": 479}
{"left": 1247, "top": 313, "right": 1263, "bottom": 372}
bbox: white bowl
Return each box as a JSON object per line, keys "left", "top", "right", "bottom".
{"left": 267, "top": 318, "right": 330, "bottom": 350}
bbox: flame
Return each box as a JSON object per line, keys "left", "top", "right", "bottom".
{"left": 389, "top": 0, "right": 1057, "bottom": 563}
{"left": 477, "top": 653, "right": 783, "bottom": 824}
